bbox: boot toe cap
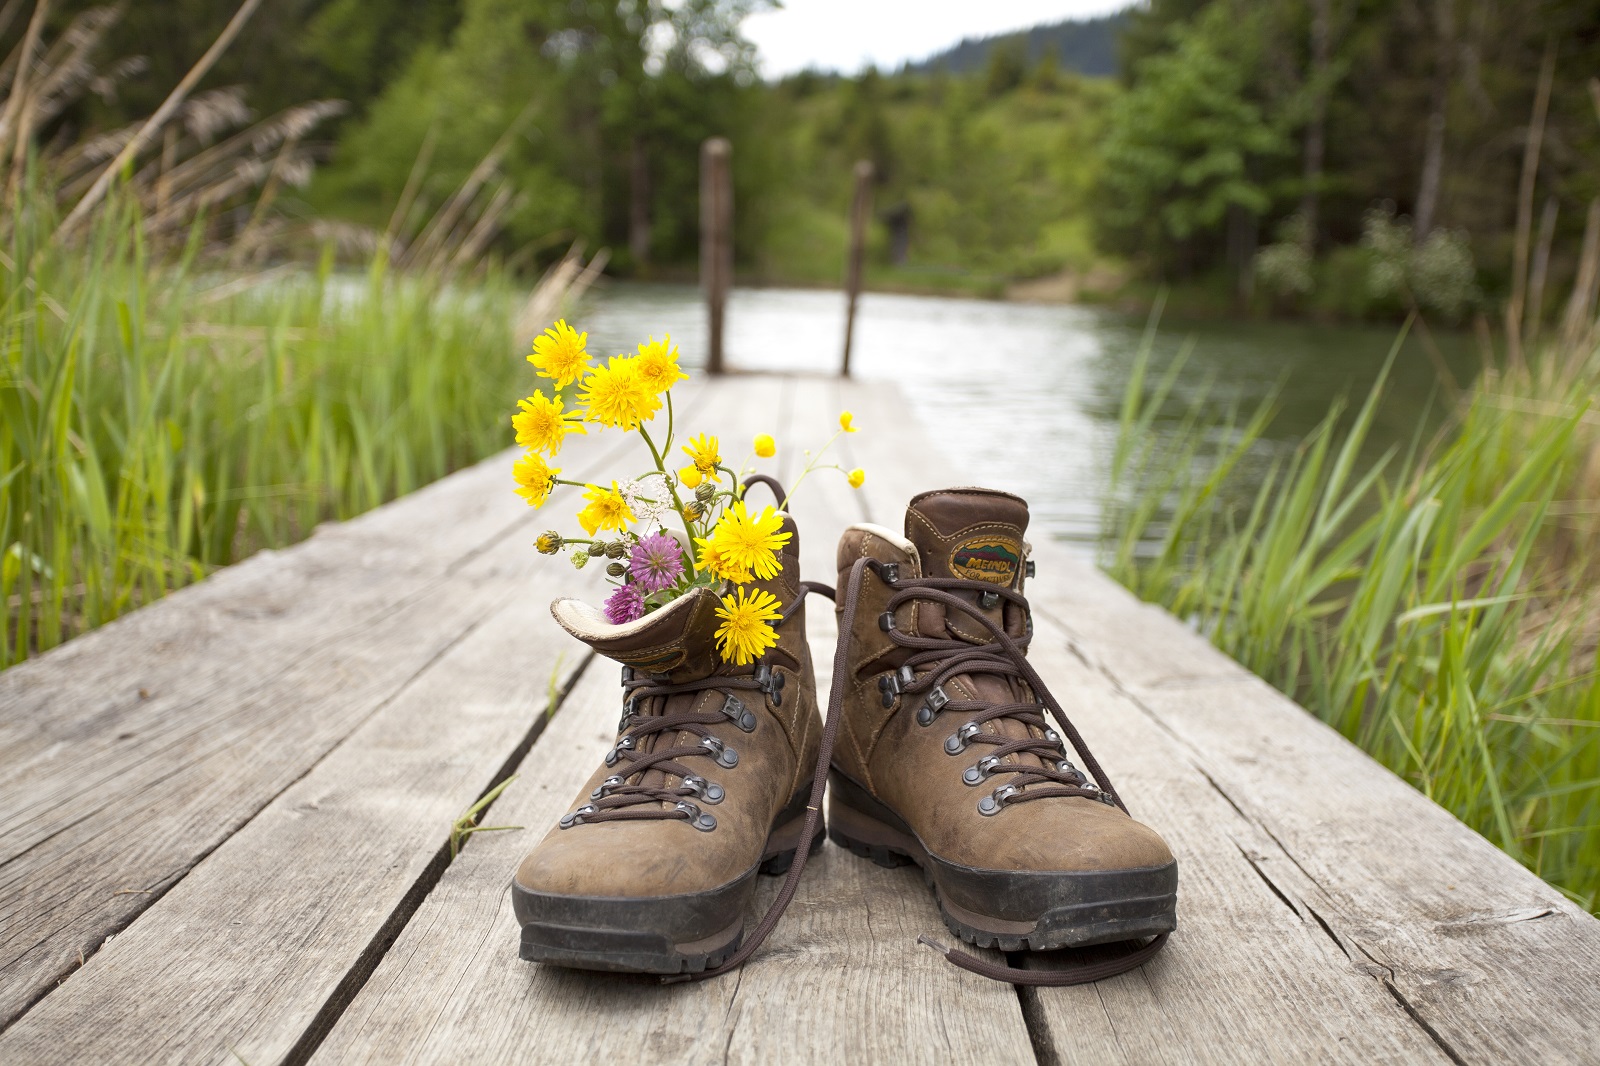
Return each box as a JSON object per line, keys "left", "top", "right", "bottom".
{"left": 515, "top": 820, "right": 744, "bottom": 899}
{"left": 943, "top": 796, "right": 1175, "bottom": 875}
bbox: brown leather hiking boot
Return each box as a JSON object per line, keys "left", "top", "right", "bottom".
{"left": 826, "top": 487, "right": 1177, "bottom": 982}
{"left": 512, "top": 515, "right": 823, "bottom": 975}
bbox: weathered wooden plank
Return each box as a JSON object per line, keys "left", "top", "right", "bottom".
{"left": 837, "top": 372, "right": 1600, "bottom": 1060}
{"left": 0, "top": 566, "right": 599, "bottom": 1064}
{"left": 1019, "top": 547, "right": 1600, "bottom": 1062}
{"left": 0, "top": 383, "right": 705, "bottom": 1030}
{"left": 308, "top": 374, "right": 1038, "bottom": 1065}
{"left": 1039, "top": 581, "right": 1600, "bottom": 1063}
{"left": 1016, "top": 611, "right": 1450, "bottom": 1064}
{"left": 825, "top": 377, "right": 1600, "bottom": 1056}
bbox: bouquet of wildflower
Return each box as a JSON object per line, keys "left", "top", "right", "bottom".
{"left": 511, "top": 319, "right": 865, "bottom": 665}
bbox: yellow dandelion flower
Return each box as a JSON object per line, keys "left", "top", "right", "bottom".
{"left": 848, "top": 468, "right": 865, "bottom": 489}
{"left": 708, "top": 501, "right": 790, "bottom": 581}
{"left": 513, "top": 452, "right": 559, "bottom": 508}
{"left": 576, "top": 481, "right": 636, "bottom": 536}
{"left": 753, "top": 434, "right": 776, "bottom": 458}
{"left": 528, "top": 320, "right": 590, "bottom": 388}
{"left": 714, "top": 587, "right": 783, "bottom": 666}
{"left": 695, "top": 534, "right": 752, "bottom": 584}
{"left": 579, "top": 356, "right": 662, "bottom": 430}
{"left": 839, "top": 411, "right": 857, "bottom": 433}
{"left": 512, "top": 392, "right": 587, "bottom": 455}
{"left": 634, "top": 335, "right": 690, "bottom": 394}
{"left": 679, "top": 464, "right": 703, "bottom": 489}
{"left": 681, "top": 433, "right": 721, "bottom": 481}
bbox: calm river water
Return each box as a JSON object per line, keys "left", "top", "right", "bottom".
{"left": 582, "top": 283, "right": 1476, "bottom": 557}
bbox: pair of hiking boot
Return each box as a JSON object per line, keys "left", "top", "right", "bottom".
{"left": 512, "top": 486, "right": 1177, "bottom": 985}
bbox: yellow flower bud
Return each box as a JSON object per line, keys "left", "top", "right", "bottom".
{"left": 679, "top": 464, "right": 703, "bottom": 488}
{"left": 753, "top": 434, "right": 776, "bottom": 458}
{"left": 839, "top": 411, "right": 857, "bottom": 433}
{"left": 848, "top": 468, "right": 865, "bottom": 489}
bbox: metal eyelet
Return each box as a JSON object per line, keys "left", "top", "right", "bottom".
{"left": 591, "top": 774, "right": 625, "bottom": 799}
{"left": 916, "top": 685, "right": 950, "bottom": 727}
{"left": 944, "top": 721, "right": 982, "bottom": 755}
{"left": 878, "top": 611, "right": 896, "bottom": 631}
{"left": 681, "top": 774, "right": 724, "bottom": 804}
{"left": 559, "top": 803, "right": 597, "bottom": 829}
{"left": 721, "top": 694, "right": 758, "bottom": 732}
{"left": 700, "top": 735, "right": 739, "bottom": 768}
{"left": 1055, "top": 760, "right": 1080, "bottom": 778}
{"left": 880, "top": 562, "right": 899, "bottom": 584}
{"left": 979, "top": 590, "right": 1000, "bottom": 609}
{"left": 603, "top": 735, "right": 636, "bottom": 767}
{"left": 674, "top": 800, "right": 717, "bottom": 832}
{"left": 878, "top": 673, "right": 899, "bottom": 708}
{"left": 753, "top": 664, "right": 787, "bottom": 707}
{"left": 1042, "top": 728, "right": 1060, "bottom": 746}
{"left": 977, "top": 784, "right": 1020, "bottom": 816}
{"left": 1026, "top": 560, "right": 1036, "bottom": 578}
{"left": 963, "top": 754, "right": 1002, "bottom": 786}
{"left": 620, "top": 666, "right": 635, "bottom": 683}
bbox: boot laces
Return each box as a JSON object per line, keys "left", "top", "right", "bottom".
{"left": 560, "top": 666, "right": 780, "bottom": 833}
{"left": 878, "top": 575, "right": 1120, "bottom": 815}
{"left": 668, "top": 555, "right": 1167, "bottom": 987}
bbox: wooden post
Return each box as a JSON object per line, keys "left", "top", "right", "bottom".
{"left": 841, "top": 159, "right": 874, "bottom": 377}
{"left": 700, "top": 137, "right": 732, "bottom": 375}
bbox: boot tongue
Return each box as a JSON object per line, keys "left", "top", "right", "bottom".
{"left": 904, "top": 487, "right": 1029, "bottom": 587}
{"left": 904, "top": 488, "right": 1041, "bottom": 766}
{"left": 550, "top": 586, "right": 724, "bottom": 684}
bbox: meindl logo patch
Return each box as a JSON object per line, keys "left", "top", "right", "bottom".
{"left": 615, "top": 647, "right": 686, "bottom": 673}
{"left": 950, "top": 536, "right": 1021, "bottom": 585}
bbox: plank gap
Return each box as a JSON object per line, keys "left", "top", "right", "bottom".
{"left": 1233, "top": 841, "right": 1303, "bottom": 921}
{"left": 1384, "top": 982, "right": 1468, "bottom": 1066}
{"left": 0, "top": 589, "right": 524, "bottom": 1037}
{"left": 278, "top": 649, "right": 599, "bottom": 1066}
{"left": 1014, "top": 981, "right": 1059, "bottom": 1066}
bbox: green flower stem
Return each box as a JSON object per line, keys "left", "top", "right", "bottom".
{"left": 780, "top": 428, "right": 846, "bottom": 508}
{"left": 637, "top": 421, "right": 698, "bottom": 581}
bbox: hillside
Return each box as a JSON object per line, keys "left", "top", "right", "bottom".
{"left": 905, "top": 11, "right": 1129, "bottom": 79}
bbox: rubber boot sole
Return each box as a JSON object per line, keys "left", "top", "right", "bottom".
{"left": 513, "top": 792, "right": 822, "bottom": 975}
{"left": 827, "top": 769, "right": 1177, "bottom": 952}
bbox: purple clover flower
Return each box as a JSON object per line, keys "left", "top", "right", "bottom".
{"left": 628, "top": 531, "right": 685, "bottom": 593}
{"left": 603, "top": 582, "right": 645, "bottom": 625}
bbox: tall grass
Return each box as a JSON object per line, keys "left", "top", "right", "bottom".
{"left": 1, "top": 187, "right": 522, "bottom": 668}
{"left": 1103, "top": 331, "right": 1600, "bottom": 911}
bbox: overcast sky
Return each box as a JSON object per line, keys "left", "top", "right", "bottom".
{"left": 743, "top": 0, "right": 1137, "bottom": 79}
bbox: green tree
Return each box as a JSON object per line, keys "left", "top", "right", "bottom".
{"left": 1098, "top": 3, "right": 1291, "bottom": 277}
{"left": 316, "top": 0, "right": 766, "bottom": 270}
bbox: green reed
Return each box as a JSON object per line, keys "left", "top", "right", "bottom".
{"left": 1, "top": 190, "right": 520, "bottom": 667}
{"left": 1103, "top": 328, "right": 1600, "bottom": 911}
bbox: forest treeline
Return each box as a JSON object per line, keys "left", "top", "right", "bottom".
{"left": 23, "top": 0, "right": 1600, "bottom": 320}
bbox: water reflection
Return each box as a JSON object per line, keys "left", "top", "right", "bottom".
{"left": 584, "top": 283, "right": 1476, "bottom": 557}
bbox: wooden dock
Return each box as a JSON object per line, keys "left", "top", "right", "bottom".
{"left": 3, "top": 373, "right": 1598, "bottom": 1064}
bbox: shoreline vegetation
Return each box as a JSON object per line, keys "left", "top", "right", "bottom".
{"left": 1104, "top": 309, "right": 1600, "bottom": 912}
{"left": 1, "top": 1, "right": 1597, "bottom": 915}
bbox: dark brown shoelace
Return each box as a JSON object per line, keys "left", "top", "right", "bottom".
{"left": 564, "top": 670, "right": 772, "bottom": 832}
{"left": 668, "top": 553, "right": 1168, "bottom": 986}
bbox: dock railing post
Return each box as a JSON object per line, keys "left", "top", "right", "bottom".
{"left": 700, "top": 137, "right": 732, "bottom": 375}
{"left": 840, "top": 159, "right": 874, "bottom": 377}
